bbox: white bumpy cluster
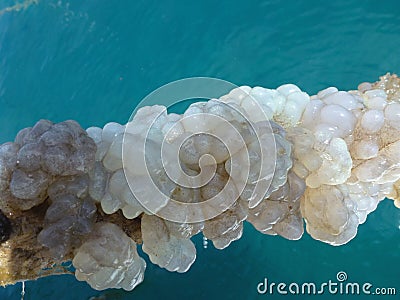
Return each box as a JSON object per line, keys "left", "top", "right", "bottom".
{"left": 295, "top": 86, "right": 400, "bottom": 245}
{"left": 73, "top": 222, "right": 146, "bottom": 291}
{"left": 86, "top": 122, "right": 146, "bottom": 219}
{"left": 1, "top": 74, "right": 400, "bottom": 291}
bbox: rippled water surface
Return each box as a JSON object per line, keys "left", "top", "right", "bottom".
{"left": 0, "top": 0, "right": 400, "bottom": 299}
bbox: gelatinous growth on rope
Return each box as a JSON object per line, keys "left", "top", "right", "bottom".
{"left": 0, "top": 73, "right": 399, "bottom": 291}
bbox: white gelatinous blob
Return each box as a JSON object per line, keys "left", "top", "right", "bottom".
{"left": 126, "top": 99, "right": 292, "bottom": 222}
{"left": 223, "top": 121, "right": 292, "bottom": 208}
{"left": 317, "top": 87, "right": 338, "bottom": 99}
{"left": 319, "top": 104, "right": 357, "bottom": 137}
{"left": 141, "top": 214, "right": 196, "bottom": 273}
{"left": 305, "top": 138, "right": 352, "bottom": 188}
{"left": 322, "top": 90, "right": 363, "bottom": 110}
{"left": 103, "top": 134, "right": 123, "bottom": 172}
{"left": 384, "top": 103, "right": 400, "bottom": 130}
{"left": 345, "top": 182, "right": 385, "bottom": 224}
{"left": 73, "top": 222, "right": 146, "bottom": 291}
{"left": 162, "top": 113, "right": 184, "bottom": 143}
{"left": 126, "top": 105, "right": 168, "bottom": 136}
{"left": 364, "top": 89, "right": 387, "bottom": 99}
{"left": 353, "top": 140, "right": 400, "bottom": 184}
{"left": 103, "top": 122, "right": 124, "bottom": 138}
{"left": 87, "top": 122, "right": 152, "bottom": 218}
{"left": 301, "top": 185, "right": 359, "bottom": 246}
{"left": 287, "top": 90, "right": 360, "bottom": 192}
{"left": 87, "top": 126, "right": 110, "bottom": 161}
{"left": 247, "top": 172, "right": 305, "bottom": 240}
{"left": 241, "top": 95, "right": 273, "bottom": 122}
{"left": 360, "top": 110, "right": 384, "bottom": 133}
{"left": 364, "top": 96, "right": 387, "bottom": 110}
{"left": 203, "top": 200, "right": 247, "bottom": 249}
{"left": 305, "top": 91, "right": 358, "bottom": 136}
{"left": 302, "top": 174, "right": 391, "bottom": 246}
{"left": 83, "top": 94, "right": 290, "bottom": 227}
{"left": 358, "top": 82, "right": 372, "bottom": 93}
{"left": 301, "top": 100, "right": 324, "bottom": 129}
{"left": 275, "top": 90, "right": 310, "bottom": 127}
{"left": 351, "top": 140, "right": 379, "bottom": 160}
{"left": 219, "top": 84, "right": 309, "bottom": 127}
{"left": 277, "top": 84, "right": 301, "bottom": 97}
{"left": 288, "top": 124, "right": 352, "bottom": 189}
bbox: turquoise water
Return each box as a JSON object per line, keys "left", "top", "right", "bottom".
{"left": 1, "top": 0, "right": 400, "bottom": 299}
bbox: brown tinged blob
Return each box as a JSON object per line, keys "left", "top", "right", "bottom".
{"left": 0, "top": 200, "right": 73, "bottom": 286}
{"left": 0, "top": 119, "right": 141, "bottom": 286}
{"left": 0, "top": 198, "right": 142, "bottom": 286}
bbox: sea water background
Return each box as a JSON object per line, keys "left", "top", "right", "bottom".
{"left": 0, "top": 0, "right": 400, "bottom": 299}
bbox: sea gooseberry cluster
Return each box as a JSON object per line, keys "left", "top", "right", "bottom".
{"left": 0, "top": 74, "right": 400, "bottom": 291}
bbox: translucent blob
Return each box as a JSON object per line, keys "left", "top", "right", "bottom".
{"left": 73, "top": 222, "right": 146, "bottom": 291}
